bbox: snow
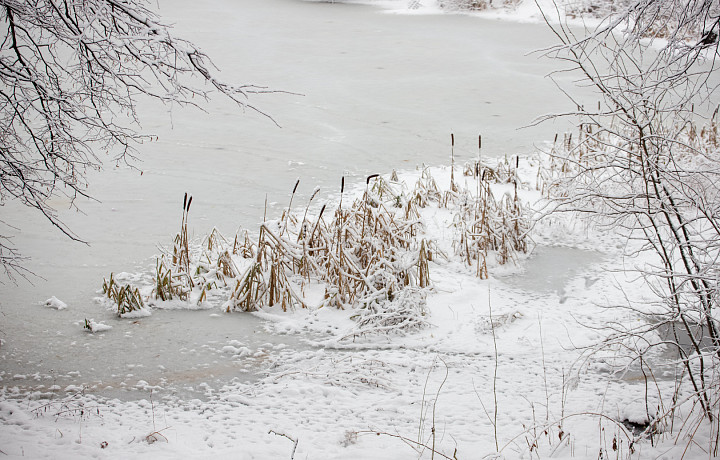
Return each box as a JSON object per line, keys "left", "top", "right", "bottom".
{"left": 347, "top": 0, "right": 607, "bottom": 27}
{"left": 0, "top": 0, "right": 713, "bottom": 459}
{"left": 0, "top": 161, "right": 699, "bottom": 458}
{"left": 119, "top": 307, "right": 153, "bottom": 318}
{"left": 84, "top": 319, "right": 113, "bottom": 333}
{"left": 42, "top": 296, "right": 68, "bottom": 310}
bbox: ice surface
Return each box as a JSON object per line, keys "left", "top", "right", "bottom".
{"left": 0, "top": 0, "right": 587, "bottom": 397}
{"left": 0, "top": 1, "right": 697, "bottom": 459}
{"left": 499, "top": 245, "right": 604, "bottom": 301}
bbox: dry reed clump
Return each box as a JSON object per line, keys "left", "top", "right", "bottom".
{"left": 437, "top": 0, "right": 521, "bottom": 11}
{"left": 412, "top": 166, "right": 442, "bottom": 208}
{"left": 564, "top": 0, "right": 718, "bottom": 42}
{"left": 152, "top": 194, "right": 195, "bottom": 303}
{"left": 563, "top": 0, "right": 633, "bottom": 19}
{"left": 153, "top": 256, "right": 190, "bottom": 302}
{"left": 145, "top": 193, "right": 246, "bottom": 307}
{"left": 103, "top": 150, "right": 536, "bottom": 337}
{"left": 226, "top": 174, "right": 431, "bottom": 325}
{"left": 454, "top": 154, "right": 531, "bottom": 278}
{"left": 102, "top": 272, "right": 145, "bottom": 316}
{"left": 163, "top": 157, "right": 529, "bottom": 322}
{"left": 538, "top": 111, "right": 720, "bottom": 200}
{"left": 131, "top": 176, "right": 434, "bottom": 339}
{"left": 534, "top": 122, "right": 613, "bottom": 199}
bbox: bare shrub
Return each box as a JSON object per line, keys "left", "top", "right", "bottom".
{"left": 537, "top": 0, "right": 720, "bottom": 451}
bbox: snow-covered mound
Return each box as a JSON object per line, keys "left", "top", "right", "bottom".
{"left": 42, "top": 296, "right": 67, "bottom": 310}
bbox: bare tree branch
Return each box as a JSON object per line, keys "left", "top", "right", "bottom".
{"left": 0, "top": 0, "right": 274, "bottom": 278}
{"left": 539, "top": 0, "right": 720, "bottom": 431}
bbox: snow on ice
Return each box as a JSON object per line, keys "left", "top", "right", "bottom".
{"left": 0, "top": 1, "right": 713, "bottom": 459}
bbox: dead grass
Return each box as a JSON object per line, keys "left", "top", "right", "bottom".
{"left": 456, "top": 155, "right": 531, "bottom": 277}
{"left": 105, "top": 147, "right": 535, "bottom": 336}
{"left": 102, "top": 272, "right": 145, "bottom": 316}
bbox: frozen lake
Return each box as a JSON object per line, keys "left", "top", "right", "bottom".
{"left": 1, "top": 0, "right": 590, "bottom": 398}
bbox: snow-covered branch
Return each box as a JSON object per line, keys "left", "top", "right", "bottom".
{"left": 0, "top": 0, "right": 274, "bottom": 276}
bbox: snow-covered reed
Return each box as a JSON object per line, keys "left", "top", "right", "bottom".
{"left": 101, "top": 149, "right": 534, "bottom": 338}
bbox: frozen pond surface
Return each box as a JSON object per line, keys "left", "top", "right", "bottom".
{"left": 2, "top": 310, "right": 305, "bottom": 401}
{"left": 1, "top": 0, "right": 593, "bottom": 399}
{"left": 501, "top": 246, "right": 604, "bottom": 301}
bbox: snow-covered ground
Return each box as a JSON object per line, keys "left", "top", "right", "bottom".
{"left": 0, "top": 0, "right": 707, "bottom": 458}
{"left": 0, "top": 160, "right": 689, "bottom": 459}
